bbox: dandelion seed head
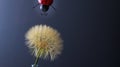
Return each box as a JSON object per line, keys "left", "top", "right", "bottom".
{"left": 25, "top": 25, "right": 63, "bottom": 60}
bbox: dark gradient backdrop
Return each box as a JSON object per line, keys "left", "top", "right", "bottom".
{"left": 0, "top": 0, "right": 120, "bottom": 67}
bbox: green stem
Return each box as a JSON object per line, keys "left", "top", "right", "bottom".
{"left": 34, "top": 49, "right": 41, "bottom": 67}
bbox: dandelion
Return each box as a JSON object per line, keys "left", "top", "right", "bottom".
{"left": 25, "top": 25, "right": 63, "bottom": 67}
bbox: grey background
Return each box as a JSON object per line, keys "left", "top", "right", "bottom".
{"left": 0, "top": 0, "right": 120, "bottom": 67}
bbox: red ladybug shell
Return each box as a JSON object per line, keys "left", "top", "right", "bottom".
{"left": 38, "top": 0, "right": 53, "bottom": 6}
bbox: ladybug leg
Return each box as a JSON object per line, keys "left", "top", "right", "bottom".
{"left": 41, "top": 12, "right": 48, "bottom": 16}
{"left": 33, "top": 3, "right": 39, "bottom": 8}
{"left": 51, "top": 5, "right": 56, "bottom": 11}
{"left": 45, "top": 13, "right": 48, "bottom": 16}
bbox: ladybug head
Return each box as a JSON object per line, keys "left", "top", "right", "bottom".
{"left": 40, "top": 5, "right": 49, "bottom": 12}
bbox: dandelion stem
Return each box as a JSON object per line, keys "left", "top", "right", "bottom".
{"left": 34, "top": 49, "right": 41, "bottom": 67}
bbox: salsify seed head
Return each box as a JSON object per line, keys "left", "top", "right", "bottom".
{"left": 25, "top": 25, "right": 63, "bottom": 60}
